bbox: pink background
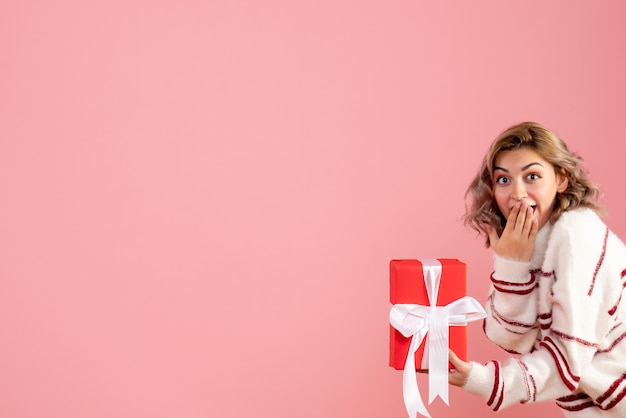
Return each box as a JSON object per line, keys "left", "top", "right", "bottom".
{"left": 2, "top": 1, "right": 626, "bottom": 417}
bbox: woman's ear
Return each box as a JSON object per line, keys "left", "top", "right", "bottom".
{"left": 556, "top": 168, "right": 569, "bottom": 193}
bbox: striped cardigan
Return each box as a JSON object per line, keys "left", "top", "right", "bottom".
{"left": 464, "top": 208, "right": 626, "bottom": 417}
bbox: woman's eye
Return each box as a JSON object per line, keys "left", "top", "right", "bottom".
{"left": 527, "top": 173, "right": 541, "bottom": 180}
{"left": 495, "top": 176, "right": 509, "bottom": 184}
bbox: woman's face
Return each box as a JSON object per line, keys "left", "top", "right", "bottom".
{"left": 492, "top": 147, "right": 568, "bottom": 230}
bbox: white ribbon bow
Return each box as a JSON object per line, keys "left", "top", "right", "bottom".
{"left": 389, "top": 259, "right": 486, "bottom": 418}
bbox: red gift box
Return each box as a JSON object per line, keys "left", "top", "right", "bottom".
{"left": 389, "top": 259, "right": 468, "bottom": 371}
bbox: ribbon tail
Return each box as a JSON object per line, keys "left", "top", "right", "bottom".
{"left": 403, "top": 328, "right": 431, "bottom": 418}
{"left": 428, "top": 307, "right": 449, "bottom": 405}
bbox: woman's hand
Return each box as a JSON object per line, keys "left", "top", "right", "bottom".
{"left": 487, "top": 201, "right": 538, "bottom": 261}
{"left": 448, "top": 349, "right": 471, "bottom": 387}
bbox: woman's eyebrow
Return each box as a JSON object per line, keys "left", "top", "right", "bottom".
{"left": 522, "top": 162, "right": 544, "bottom": 171}
{"left": 493, "top": 162, "right": 544, "bottom": 172}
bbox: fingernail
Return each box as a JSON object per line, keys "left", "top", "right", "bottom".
{"left": 515, "top": 201, "right": 521, "bottom": 208}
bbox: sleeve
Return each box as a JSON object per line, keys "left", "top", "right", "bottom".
{"left": 483, "top": 254, "right": 540, "bottom": 354}
{"left": 464, "top": 213, "right": 614, "bottom": 411}
{"left": 463, "top": 350, "right": 579, "bottom": 412}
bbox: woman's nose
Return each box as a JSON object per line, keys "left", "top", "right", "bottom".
{"left": 511, "top": 181, "right": 527, "bottom": 200}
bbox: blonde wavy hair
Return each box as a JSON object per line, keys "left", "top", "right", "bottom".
{"left": 463, "top": 121, "right": 604, "bottom": 246}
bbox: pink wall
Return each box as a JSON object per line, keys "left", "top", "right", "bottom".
{"left": 2, "top": 1, "right": 626, "bottom": 417}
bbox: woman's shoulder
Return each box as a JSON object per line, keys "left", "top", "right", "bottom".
{"left": 554, "top": 207, "right": 604, "bottom": 228}
{"left": 542, "top": 208, "right": 609, "bottom": 277}
{"left": 550, "top": 207, "right": 606, "bottom": 243}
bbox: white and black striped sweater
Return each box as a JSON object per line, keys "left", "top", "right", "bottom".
{"left": 464, "top": 208, "right": 626, "bottom": 417}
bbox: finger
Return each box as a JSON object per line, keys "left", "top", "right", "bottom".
{"left": 522, "top": 205, "right": 535, "bottom": 236}
{"left": 448, "top": 349, "right": 462, "bottom": 369}
{"left": 513, "top": 202, "right": 528, "bottom": 231}
{"left": 503, "top": 202, "right": 521, "bottom": 233}
{"left": 449, "top": 370, "right": 465, "bottom": 387}
{"left": 528, "top": 216, "right": 539, "bottom": 240}
{"left": 448, "top": 349, "right": 470, "bottom": 375}
{"left": 448, "top": 350, "right": 469, "bottom": 387}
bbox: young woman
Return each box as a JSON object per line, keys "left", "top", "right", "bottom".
{"left": 449, "top": 121, "right": 626, "bottom": 416}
